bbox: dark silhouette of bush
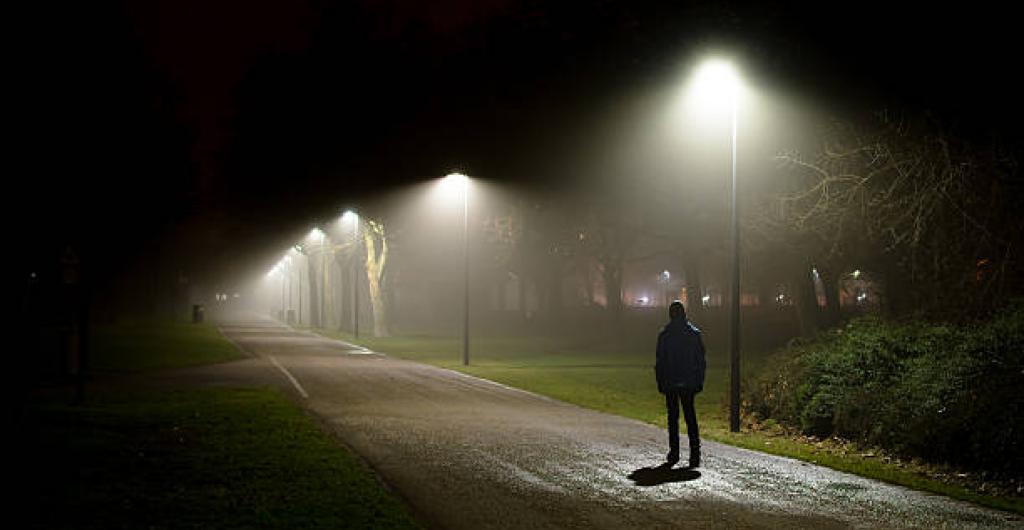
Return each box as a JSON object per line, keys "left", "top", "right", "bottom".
{"left": 748, "top": 303, "right": 1024, "bottom": 477}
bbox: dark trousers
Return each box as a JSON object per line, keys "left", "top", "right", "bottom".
{"left": 665, "top": 388, "right": 700, "bottom": 456}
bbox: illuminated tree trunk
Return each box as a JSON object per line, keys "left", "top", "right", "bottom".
{"left": 362, "top": 219, "right": 389, "bottom": 337}
{"left": 333, "top": 259, "right": 348, "bottom": 331}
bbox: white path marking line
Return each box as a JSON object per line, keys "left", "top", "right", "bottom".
{"left": 268, "top": 355, "right": 310, "bottom": 399}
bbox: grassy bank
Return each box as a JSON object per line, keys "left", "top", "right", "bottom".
{"left": 90, "top": 320, "right": 243, "bottom": 373}
{"left": 750, "top": 307, "right": 1024, "bottom": 507}
{"left": 23, "top": 320, "right": 422, "bottom": 528}
{"left": 20, "top": 387, "right": 422, "bottom": 529}
{"left": 318, "top": 329, "right": 1023, "bottom": 514}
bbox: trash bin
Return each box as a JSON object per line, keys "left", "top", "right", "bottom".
{"left": 192, "top": 304, "right": 205, "bottom": 323}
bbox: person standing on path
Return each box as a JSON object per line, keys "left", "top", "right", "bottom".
{"left": 655, "top": 300, "right": 706, "bottom": 468}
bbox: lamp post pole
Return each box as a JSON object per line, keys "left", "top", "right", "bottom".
{"left": 439, "top": 173, "right": 471, "bottom": 365}
{"left": 320, "top": 231, "right": 327, "bottom": 329}
{"left": 692, "top": 59, "right": 743, "bottom": 433}
{"left": 728, "top": 89, "right": 741, "bottom": 433}
{"left": 462, "top": 179, "right": 470, "bottom": 366}
{"left": 353, "top": 219, "right": 360, "bottom": 339}
{"left": 285, "top": 257, "right": 294, "bottom": 324}
{"left": 296, "top": 250, "right": 304, "bottom": 326}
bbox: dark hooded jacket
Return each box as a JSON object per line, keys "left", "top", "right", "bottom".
{"left": 655, "top": 318, "right": 706, "bottom": 393}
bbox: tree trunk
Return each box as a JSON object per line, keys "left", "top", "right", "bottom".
{"left": 322, "top": 253, "right": 333, "bottom": 329}
{"left": 758, "top": 279, "right": 775, "bottom": 310}
{"left": 519, "top": 273, "right": 528, "bottom": 320}
{"left": 306, "top": 258, "right": 320, "bottom": 328}
{"left": 543, "top": 263, "right": 562, "bottom": 318}
{"left": 878, "top": 256, "right": 910, "bottom": 318}
{"left": 365, "top": 268, "right": 387, "bottom": 337}
{"left": 602, "top": 259, "right": 623, "bottom": 321}
{"left": 684, "top": 256, "right": 703, "bottom": 317}
{"left": 517, "top": 202, "right": 529, "bottom": 322}
{"left": 334, "top": 259, "right": 347, "bottom": 331}
{"left": 363, "top": 220, "right": 389, "bottom": 337}
{"left": 818, "top": 266, "right": 841, "bottom": 328}
{"left": 793, "top": 263, "right": 820, "bottom": 337}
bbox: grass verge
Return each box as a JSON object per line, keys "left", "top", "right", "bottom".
{"left": 19, "top": 387, "right": 422, "bottom": 529}
{"left": 317, "top": 329, "right": 1023, "bottom": 514}
{"left": 90, "top": 320, "right": 244, "bottom": 373}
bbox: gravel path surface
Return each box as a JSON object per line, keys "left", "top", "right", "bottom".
{"left": 160, "top": 314, "right": 1022, "bottom": 529}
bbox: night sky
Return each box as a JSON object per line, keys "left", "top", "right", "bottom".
{"left": 16, "top": 1, "right": 1022, "bottom": 304}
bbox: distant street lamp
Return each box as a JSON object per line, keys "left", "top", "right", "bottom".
{"left": 267, "top": 261, "right": 287, "bottom": 319}
{"left": 282, "top": 254, "right": 295, "bottom": 323}
{"left": 341, "top": 210, "right": 361, "bottom": 338}
{"left": 440, "top": 172, "right": 471, "bottom": 366}
{"left": 292, "top": 245, "right": 305, "bottom": 326}
{"left": 690, "top": 58, "right": 743, "bottom": 433}
{"left": 309, "top": 227, "right": 329, "bottom": 329}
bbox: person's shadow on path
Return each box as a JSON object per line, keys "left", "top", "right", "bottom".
{"left": 628, "top": 463, "right": 701, "bottom": 486}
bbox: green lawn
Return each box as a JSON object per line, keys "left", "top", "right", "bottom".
{"left": 90, "top": 320, "right": 244, "bottom": 373}
{"left": 23, "top": 321, "right": 422, "bottom": 528}
{"left": 20, "top": 388, "right": 422, "bottom": 530}
{"left": 318, "top": 330, "right": 1023, "bottom": 514}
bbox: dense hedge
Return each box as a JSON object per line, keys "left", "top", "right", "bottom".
{"left": 748, "top": 303, "right": 1024, "bottom": 477}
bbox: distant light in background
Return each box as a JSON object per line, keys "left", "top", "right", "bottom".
{"left": 341, "top": 210, "right": 359, "bottom": 225}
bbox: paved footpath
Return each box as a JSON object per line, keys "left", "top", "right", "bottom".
{"left": 152, "top": 313, "right": 1022, "bottom": 529}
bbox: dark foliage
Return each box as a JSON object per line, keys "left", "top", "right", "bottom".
{"left": 749, "top": 303, "right": 1024, "bottom": 477}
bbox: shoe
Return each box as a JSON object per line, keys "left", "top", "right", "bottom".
{"left": 689, "top": 449, "right": 701, "bottom": 469}
{"left": 666, "top": 451, "right": 680, "bottom": 466}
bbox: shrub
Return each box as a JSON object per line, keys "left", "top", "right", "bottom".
{"left": 748, "top": 303, "right": 1024, "bottom": 477}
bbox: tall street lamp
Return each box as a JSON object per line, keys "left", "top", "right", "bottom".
{"left": 278, "top": 266, "right": 285, "bottom": 318}
{"left": 691, "top": 58, "right": 743, "bottom": 433}
{"left": 267, "top": 261, "right": 286, "bottom": 320}
{"left": 309, "top": 227, "right": 329, "bottom": 330}
{"left": 282, "top": 253, "right": 295, "bottom": 323}
{"left": 341, "top": 210, "right": 360, "bottom": 338}
{"left": 292, "top": 245, "right": 305, "bottom": 326}
{"left": 441, "top": 172, "right": 470, "bottom": 366}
